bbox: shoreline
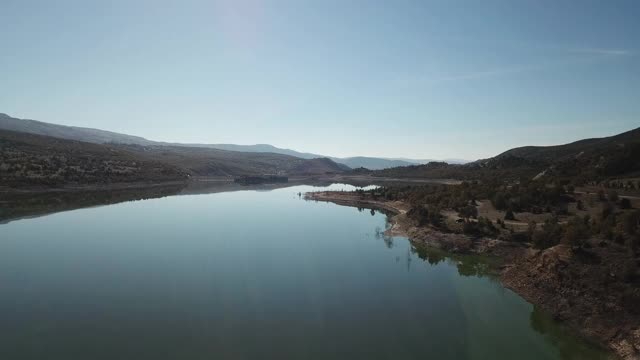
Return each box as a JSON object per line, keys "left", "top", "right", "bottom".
{"left": 0, "top": 175, "right": 460, "bottom": 195}
{"left": 306, "top": 190, "right": 639, "bottom": 360}
{"left": 306, "top": 191, "right": 526, "bottom": 260}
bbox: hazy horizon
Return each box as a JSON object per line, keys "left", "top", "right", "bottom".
{"left": 2, "top": 0, "right": 639, "bottom": 159}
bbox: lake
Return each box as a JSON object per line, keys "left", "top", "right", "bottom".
{"left": 0, "top": 183, "right": 611, "bottom": 359}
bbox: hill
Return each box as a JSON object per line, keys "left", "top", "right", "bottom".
{"left": 372, "top": 126, "right": 640, "bottom": 183}
{"left": 0, "top": 113, "right": 155, "bottom": 146}
{"left": 0, "top": 130, "right": 346, "bottom": 188}
{"left": 330, "top": 156, "right": 416, "bottom": 170}
{"left": 0, "top": 129, "right": 187, "bottom": 187}
{"left": 0, "top": 113, "right": 430, "bottom": 169}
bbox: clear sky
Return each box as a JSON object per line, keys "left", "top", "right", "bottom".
{"left": 1, "top": 0, "right": 639, "bottom": 160}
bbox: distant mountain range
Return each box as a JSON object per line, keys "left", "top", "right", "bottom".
{"left": 0, "top": 113, "right": 467, "bottom": 169}
{"left": 0, "top": 128, "right": 350, "bottom": 188}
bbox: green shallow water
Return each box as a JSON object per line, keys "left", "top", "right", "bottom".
{"left": 0, "top": 184, "right": 611, "bottom": 359}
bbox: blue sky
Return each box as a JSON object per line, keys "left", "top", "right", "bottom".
{"left": 1, "top": 0, "right": 639, "bottom": 159}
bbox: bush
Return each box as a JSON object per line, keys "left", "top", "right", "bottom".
{"left": 505, "top": 209, "right": 516, "bottom": 221}
{"left": 620, "top": 198, "right": 632, "bottom": 209}
{"left": 463, "top": 217, "right": 498, "bottom": 237}
{"left": 458, "top": 204, "right": 478, "bottom": 220}
{"left": 562, "top": 216, "right": 590, "bottom": 247}
{"left": 492, "top": 192, "right": 507, "bottom": 210}
{"left": 407, "top": 206, "right": 429, "bottom": 227}
{"left": 618, "top": 210, "right": 640, "bottom": 236}
{"left": 533, "top": 217, "right": 563, "bottom": 249}
{"left": 508, "top": 232, "right": 530, "bottom": 243}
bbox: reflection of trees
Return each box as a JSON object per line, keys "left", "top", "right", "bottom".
{"left": 412, "top": 245, "right": 445, "bottom": 266}
{"left": 384, "top": 216, "right": 393, "bottom": 230}
{"left": 383, "top": 235, "right": 394, "bottom": 249}
{"left": 375, "top": 226, "right": 394, "bottom": 248}
{"left": 529, "top": 306, "right": 610, "bottom": 360}
{"left": 411, "top": 244, "right": 498, "bottom": 278}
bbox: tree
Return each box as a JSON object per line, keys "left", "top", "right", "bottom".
{"left": 620, "top": 198, "right": 632, "bottom": 209}
{"left": 427, "top": 205, "right": 444, "bottom": 228}
{"left": 459, "top": 205, "right": 478, "bottom": 221}
{"left": 532, "top": 216, "right": 563, "bottom": 249}
{"left": 618, "top": 210, "right": 640, "bottom": 236}
{"left": 527, "top": 220, "right": 537, "bottom": 236}
{"left": 562, "top": 216, "right": 590, "bottom": 247}
{"left": 504, "top": 209, "right": 516, "bottom": 221}
{"left": 492, "top": 192, "right": 507, "bottom": 210}
{"left": 407, "top": 206, "right": 429, "bottom": 227}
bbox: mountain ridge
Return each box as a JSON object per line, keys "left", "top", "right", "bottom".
{"left": 0, "top": 113, "right": 456, "bottom": 169}
{"left": 0, "top": 128, "right": 347, "bottom": 188}
{"left": 372, "top": 125, "right": 640, "bottom": 182}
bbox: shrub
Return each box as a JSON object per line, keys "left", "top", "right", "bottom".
{"left": 458, "top": 204, "right": 478, "bottom": 220}
{"left": 407, "top": 206, "right": 429, "bottom": 227}
{"left": 533, "top": 217, "right": 563, "bottom": 249}
{"left": 492, "top": 192, "right": 507, "bottom": 210}
{"left": 462, "top": 217, "right": 498, "bottom": 237}
{"left": 562, "top": 216, "right": 590, "bottom": 247}
{"left": 505, "top": 209, "right": 516, "bottom": 221}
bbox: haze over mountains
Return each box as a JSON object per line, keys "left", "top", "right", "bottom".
{"left": 0, "top": 113, "right": 465, "bottom": 170}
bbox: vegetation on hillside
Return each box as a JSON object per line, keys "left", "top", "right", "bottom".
{"left": 370, "top": 127, "right": 640, "bottom": 184}
{"left": 0, "top": 130, "right": 346, "bottom": 188}
{"left": 359, "top": 180, "right": 639, "bottom": 252}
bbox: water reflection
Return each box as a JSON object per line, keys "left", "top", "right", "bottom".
{"left": 530, "top": 306, "right": 611, "bottom": 360}
{"left": 0, "top": 184, "right": 185, "bottom": 224}
{"left": 374, "top": 226, "right": 394, "bottom": 249}
{"left": 0, "top": 180, "right": 371, "bottom": 225}
{"left": 374, "top": 219, "right": 611, "bottom": 359}
{"left": 410, "top": 245, "right": 498, "bottom": 278}
{"left": 0, "top": 183, "right": 614, "bottom": 359}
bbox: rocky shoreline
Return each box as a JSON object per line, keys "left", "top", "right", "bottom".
{"left": 306, "top": 191, "right": 640, "bottom": 360}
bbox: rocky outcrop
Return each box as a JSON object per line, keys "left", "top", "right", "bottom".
{"left": 503, "top": 245, "right": 640, "bottom": 359}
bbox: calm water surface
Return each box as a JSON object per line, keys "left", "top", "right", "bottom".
{"left": 0, "top": 184, "right": 610, "bottom": 359}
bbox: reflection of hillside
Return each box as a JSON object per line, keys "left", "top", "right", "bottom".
{"left": 0, "top": 184, "right": 186, "bottom": 225}
{"left": 390, "top": 240, "right": 610, "bottom": 359}
{"left": 530, "top": 305, "right": 610, "bottom": 359}
{"left": 178, "top": 179, "right": 332, "bottom": 196}
{"left": 0, "top": 179, "right": 344, "bottom": 225}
